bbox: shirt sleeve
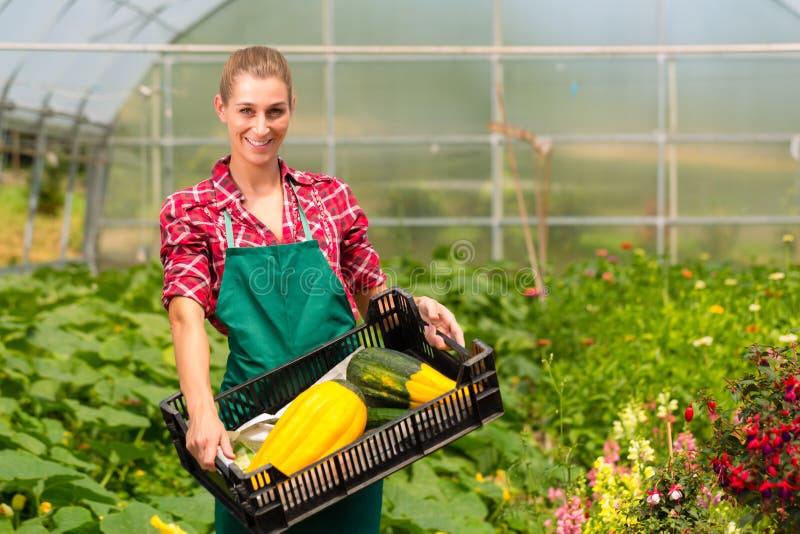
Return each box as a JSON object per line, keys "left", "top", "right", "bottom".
{"left": 337, "top": 181, "right": 387, "bottom": 294}
{"left": 159, "top": 195, "right": 213, "bottom": 315}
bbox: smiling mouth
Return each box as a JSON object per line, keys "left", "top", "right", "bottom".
{"left": 246, "top": 137, "right": 271, "bottom": 148}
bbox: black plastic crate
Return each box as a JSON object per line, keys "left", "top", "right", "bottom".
{"left": 159, "top": 287, "right": 504, "bottom": 533}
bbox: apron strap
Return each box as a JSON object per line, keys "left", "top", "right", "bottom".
{"left": 222, "top": 180, "right": 313, "bottom": 247}
{"left": 223, "top": 209, "right": 235, "bottom": 248}
{"left": 288, "top": 180, "right": 313, "bottom": 242}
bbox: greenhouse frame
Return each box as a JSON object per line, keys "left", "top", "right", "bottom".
{"left": 1, "top": 0, "right": 800, "bottom": 273}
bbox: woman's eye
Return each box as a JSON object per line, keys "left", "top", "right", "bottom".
{"left": 269, "top": 108, "right": 285, "bottom": 117}
{"left": 239, "top": 107, "right": 253, "bottom": 115}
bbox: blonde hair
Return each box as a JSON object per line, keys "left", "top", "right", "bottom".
{"left": 219, "top": 46, "right": 293, "bottom": 105}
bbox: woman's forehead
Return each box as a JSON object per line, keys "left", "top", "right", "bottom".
{"left": 229, "top": 73, "right": 290, "bottom": 103}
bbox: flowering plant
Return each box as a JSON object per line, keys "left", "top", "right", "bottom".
{"left": 709, "top": 343, "right": 800, "bottom": 532}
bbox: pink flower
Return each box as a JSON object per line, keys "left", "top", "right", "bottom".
{"left": 547, "top": 487, "right": 565, "bottom": 502}
{"left": 603, "top": 440, "right": 620, "bottom": 464}
{"left": 554, "top": 495, "right": 586, "bottom": 534}
{"left": 668, "top": 484, "right": 683, "bottom": 501}
{"left": 595, "top": 248, "right": 608, "bottom": 257}
{"left": 646, "top": 488, "right": 662, "bottom": 505}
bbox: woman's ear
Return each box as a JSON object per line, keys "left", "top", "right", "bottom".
{"left": 213, "top": 94, "right": 226, "bottom": 122}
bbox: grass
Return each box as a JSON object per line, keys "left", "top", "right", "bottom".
{"left": 0, "top": 173, "right": 85, "bottom": 266}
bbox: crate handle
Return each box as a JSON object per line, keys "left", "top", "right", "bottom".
{"left": 434, "top": 329, "right": 470, "bottom": 360}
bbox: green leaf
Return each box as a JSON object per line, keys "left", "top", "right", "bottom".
{"left": 131, "top": 383, "right": 177, "bottom": 408}
{"left": 0, "top": 396, "right": 19, "bottom": 415}
{"left": 41, "top": 474, "right": 119, "bottom": 511}
{"left": 29, "top": 326, "right": 101, "bottom": 357}
{"left": 14, "top": 519, "right": 49, "bottom": 534}
{"left": 63, "top": 400, "right": 100, "bottom": 425}
{"left": 95, "top": 406, "right": 150, "bottom": 430}
{"left": 49, "top": 447, "right": 96, "bottom": 472}
{"left": 149, "top": 493, "right": 214, "bottom": 528}
{"left": 52, "top": 506, "right": 95, "bottom": 533}
{"left": 0, "top": 449, "right": 78, "bottom": 481}
{"left": 98, "top": 502, "right": 161, "bottom": 534}
{"left": 38, "top": 417, "right": 68, "bottom": 446}
{"left": 10, "top": 432, "right": 48, "bottom": 456}
{"left": 28, "top": 378, "right": 63, "bottom": 401}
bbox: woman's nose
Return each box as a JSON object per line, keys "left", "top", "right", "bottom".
{"left": 253, "top": 114, "right": 270, "bottom": 135}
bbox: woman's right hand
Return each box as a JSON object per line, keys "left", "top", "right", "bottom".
{"left": 186, "top": 406, "right": 235, "bottom": 471}
{"left": 168, "top": 297, "right": 235, "bottom": 471}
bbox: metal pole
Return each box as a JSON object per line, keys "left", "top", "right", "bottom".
{"left": 162, "top": 55, "right": 175, "bottom": 197}
{"left": 0, "top": 77, "right": 14, "bottom": 178}
{"left": 655, "top": 53, "right": 666, "bottom": 258}
{"left": 667, "top": 60, "right": 679, "bottom": 264}
{"left": 83, "top": 132, "right": 112, "bottom": 273}
{"left": 59, "top": 96, "right": 89, "bottom": 260}
{"left": 22, "top": 96, "right": 51, "bottom": 265}
{"left": 0, "top": 42, "right": 799, "bottom": 55}
{"left": 151, "top": 62, "right": 163, "bottom": 215}
{"left": 324, "top": 0, "right": 336, "bottom": 177}
{"left": 490, "top": 0, "right": 504, "bottom": 261}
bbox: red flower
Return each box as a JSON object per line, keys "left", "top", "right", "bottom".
{"left": 681, "top": 268, "right": 693, "bottom": 279}
{"left": 522, "top": 286, "right": 541, "bottom": 298}
{"left": 620, "top": 241, "right": 633, "bottom": 250}
{"left": 685, "top": 404, "right": 694, "bottom": 422}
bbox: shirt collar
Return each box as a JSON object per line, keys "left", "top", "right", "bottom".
{"left": 211, "top": 155, "right": 319, "bottom": 210}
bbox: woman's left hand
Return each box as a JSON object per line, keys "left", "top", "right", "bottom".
{"left": 414, "top": 296, "right": 465, "bottom": 350}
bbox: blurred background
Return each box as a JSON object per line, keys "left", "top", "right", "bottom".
{"left": 1, "top": 0, "right": 799, "bottom": 272}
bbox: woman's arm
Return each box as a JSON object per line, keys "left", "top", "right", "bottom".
{"left": 168, "top": 296, "right": 234, "bottom": 470}
{"left": 354, "top": 285, "right": 465, "bottom": 350}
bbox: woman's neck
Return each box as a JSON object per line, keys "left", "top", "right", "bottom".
{"left": 229, "top": 157, "right": 282, "bottom": 199}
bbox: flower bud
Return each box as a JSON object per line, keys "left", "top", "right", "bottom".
{"left": 10, "top": 494, "right": 26, "bottom": 511}
{"left": 684, "top": 404, "right": 694, "bottom": 422}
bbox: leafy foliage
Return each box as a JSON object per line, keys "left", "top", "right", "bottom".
{"left": 1, "top": 238, "right": 800, "bottom": 532}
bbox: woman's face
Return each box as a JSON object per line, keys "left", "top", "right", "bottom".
{"left": 214, "top": 73, "right": 294, "bottom": 173}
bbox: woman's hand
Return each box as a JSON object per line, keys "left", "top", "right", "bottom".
{"left": 186, "top": 406, "right": 235, "bottom": 471}
{"left": 414, "top": 296, "right": 466, "bottom": 350}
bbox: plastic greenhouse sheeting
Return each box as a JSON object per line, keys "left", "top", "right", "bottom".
{"left": 0, "top": 0, "right": 227, "bottom": 126}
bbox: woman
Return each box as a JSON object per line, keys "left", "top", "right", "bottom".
{"left": 160, "top": 46, "right": 465, "bottom": 533}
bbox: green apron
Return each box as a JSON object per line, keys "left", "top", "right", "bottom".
{"left": 214, "top": 182, "right": 382, "bottom": 533}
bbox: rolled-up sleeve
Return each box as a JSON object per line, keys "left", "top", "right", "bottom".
{"left": 159, "top": 196, "right": 213, "bottom": 315}
{"left": 337, "top": 181, "right": 386, "bottom": 294}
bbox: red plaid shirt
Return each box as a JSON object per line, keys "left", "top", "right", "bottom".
{"left": 160, "top": 156, "right": 386, "bottom": 334}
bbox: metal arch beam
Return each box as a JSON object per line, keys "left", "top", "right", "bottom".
{"left": 169, "top": 0, "right": 236, "bottom": 43}
{"left": 770, "top": 0, "right": 800, "bottom": 20}
{"left": 107, "top": 0, "right": 180, "bottom": 34}
{"left": 0, "top": 0, "right": 12, "bottom": 17}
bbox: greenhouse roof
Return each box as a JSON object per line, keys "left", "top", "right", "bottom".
{"left": 0, "top": 0, "right": 227, "bottom": 129}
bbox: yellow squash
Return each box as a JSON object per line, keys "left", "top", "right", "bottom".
{"left": 245, "top": 379, "right": 367, "bottom": 477}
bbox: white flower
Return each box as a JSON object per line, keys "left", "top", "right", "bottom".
{"left": 779, "top": 333, "right": 798, "bottom": 343}
{"left": 749, "top": 303, "right": 761, "bottom": 312}
{"left": 769, "top": 272, "right": 786, "bottom": 281}
{"left": 726, "top": 520, "right": 741, "bottom": 534}
{"left": 694, "top": 280, "right": 706, "bottom": 290}
{"left": 646, "top": 492, "right": 662, "bottom": 505}
{"left": 724, "top": 278, "right": 737, "bottom": 286}
{"left": 692, "top": 336, "right": 714, "bottom": 347}
{"left": 669, "top": 488, "right": 682, "bottom": 501}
